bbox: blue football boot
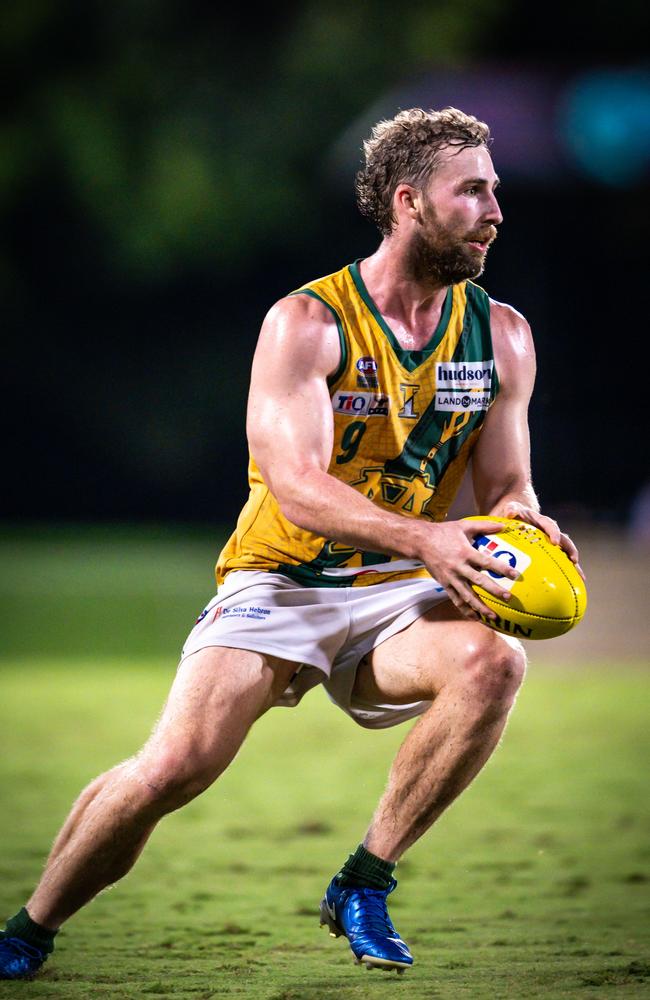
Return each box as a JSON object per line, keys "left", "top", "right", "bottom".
{"left": 0, "top": 936, "right": 47, "bottom": 979}
{"left": 319, "top": 877, "right": 413, "bottom": 972}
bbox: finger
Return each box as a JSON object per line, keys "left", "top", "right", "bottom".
{"left": 517, "top": 511, "right": 561, "bottom": 546}
{"left": 569, "top": 558, "right": 586, "bottom": 581}
{"left": 452, "top": 576, "right": 498, "bottom": 619}
{"left": 463, "top": 519, "right": 507, "bottom": 537}
{"left": 444, "top": 578, "right": 487, "bottom": 620}
{"left": 543, "top": 521, "right": 562, "bottom": 546}
{"left": 456, "top": 597, "right": 484, "bottom": 622}
{"left": 473, "top": 551, "right": 519, "bottom": 581}
{"left": 445, "top": 587, "right": 481, "bottom": 621}
{"left": 467, "top": 567, "right": 513, "bottom": 601}
{"left": 559, "top": 531, "right": 580, "bottom": 563}
{"left": 458, "top": 602, "right": 482, "bottom": 622}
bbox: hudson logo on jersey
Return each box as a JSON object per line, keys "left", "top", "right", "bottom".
{"left": 333, "top": 391, "right": 390, "bottom": 416}
{"left": 471, "top": 534, "right": 531, "bottom": 592}
{"left": 436, "top": 360, "right": 493, "bottom": 390}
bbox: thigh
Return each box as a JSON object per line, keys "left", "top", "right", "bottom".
{"left": 353, "top": 600, "right": 515, "bottom": 706}
{"left": 142, "top": 646, "right": 299, "bottom": 770}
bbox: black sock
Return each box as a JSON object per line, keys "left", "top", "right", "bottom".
{"left": 335, "top": 843, "right": 396, "bottom": 890}
{"left": 3, "top": 908, "right": 57, "bottom": 955}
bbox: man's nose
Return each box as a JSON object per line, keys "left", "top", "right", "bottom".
{"left": 484, "top": 191, "right": 503, "bottom": 226}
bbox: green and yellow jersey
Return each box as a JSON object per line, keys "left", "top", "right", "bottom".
{"left": 216, "top": 260, "right": 499, "bottom": 588}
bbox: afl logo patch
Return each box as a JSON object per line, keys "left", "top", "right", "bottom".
{"left": 356, "top": 356, "right": 378, "bottom": 375}
{"left": 356, "top": 356, "right": 379, "bottom": 389}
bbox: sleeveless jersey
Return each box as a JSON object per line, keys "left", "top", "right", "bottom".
{"left": 216, "top": 260, "right": 499, "bottom": 588}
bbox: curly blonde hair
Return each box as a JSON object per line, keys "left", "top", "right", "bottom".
{"left": 356, "top": 107, "right": 491, "bottom": 237}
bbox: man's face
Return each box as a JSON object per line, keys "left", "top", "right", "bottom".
{"left": 407, "top": 144, "right": 503, "bottom": 285}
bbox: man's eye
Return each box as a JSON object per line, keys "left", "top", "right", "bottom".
{"left": 466, "top": 186, "right": 478, "bottom": 195}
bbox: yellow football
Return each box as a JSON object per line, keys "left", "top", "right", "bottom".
{"left": 462, "top": 516, "right": 587, "bottom": 640}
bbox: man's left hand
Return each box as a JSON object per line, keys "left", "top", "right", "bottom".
{"left": 491, "top": 501, "right": 585, "bottom": 581}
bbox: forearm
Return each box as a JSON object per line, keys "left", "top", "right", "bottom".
{"left": 275, "top": 465, "right": 527, "bottom": 617}
{"left": 487, "top": 481, "right": 540, "bottom": 517}
{"left": 277, "top": 467, "right": 427, "bottom": 559}
{"left": 475, "top": 462, "right": 539, "bottom": 516}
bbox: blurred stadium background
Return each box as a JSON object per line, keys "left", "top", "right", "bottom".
{"left": 0, "top": 3, "right": 649, "bottom": 995}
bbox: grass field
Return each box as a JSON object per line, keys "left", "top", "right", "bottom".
{"left": 1, "top": 526, "right": 649, "bottom": 999}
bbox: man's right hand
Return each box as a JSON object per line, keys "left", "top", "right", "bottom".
{"left": 415, "top": 519, "right": 518, "bottom": 621}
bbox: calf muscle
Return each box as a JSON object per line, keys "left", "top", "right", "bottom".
{"left": 357, "top": 607, "right": 526, "bottom": 862}
{"left": 25, "top": 647, "right": 297, "bottom": 929}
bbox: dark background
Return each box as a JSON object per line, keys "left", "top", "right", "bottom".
{"left": 3, "top": 0, "right": 648, "bottom": 528}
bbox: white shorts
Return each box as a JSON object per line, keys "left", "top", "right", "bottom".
{"left": 180, "top": 570, "right": 449, "bottom": 729}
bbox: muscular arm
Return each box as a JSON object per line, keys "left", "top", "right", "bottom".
{"left": 246, "top": 295, "right": 519, "bottom": 619}
{"left": 473, "top": 301, "right": 581, "bottom": 569}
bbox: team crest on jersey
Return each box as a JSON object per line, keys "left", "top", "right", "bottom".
{"left": 356, "top": 355, "right": 379, "bottom": 388}
{"left": 398, "top": 383, "right": 420, "bottom": 419}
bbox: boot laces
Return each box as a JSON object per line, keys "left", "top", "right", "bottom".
{"left": 355, "top": 888, "right": 396, "bottom": 935}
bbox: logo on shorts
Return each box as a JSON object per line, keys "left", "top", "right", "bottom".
{"left": 195, "top": 604, "right": 223, "bottom": 624}
{"left": 222, "top": 605, "right": 272, "bottom": 621}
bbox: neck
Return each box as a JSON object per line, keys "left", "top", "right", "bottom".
{"left": 359, "top": 241, "right": 450, "bottom": 340}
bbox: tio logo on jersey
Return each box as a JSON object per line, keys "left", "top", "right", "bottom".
{"left": 333, "top": 392, "right": 389, "bottom": 416}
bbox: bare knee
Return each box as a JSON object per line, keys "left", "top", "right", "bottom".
{"left": 117, "top": 750, "right": 219, "bottom": 817}
{"left": 453, "top": 631, "right": 526, "bottom": 717}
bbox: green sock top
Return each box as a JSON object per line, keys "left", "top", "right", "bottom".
{"left": 4, "top": 908, "right": 57, "bottom": 955}
{"left": 336, "top": 843, "right": 396, "bottom": 890}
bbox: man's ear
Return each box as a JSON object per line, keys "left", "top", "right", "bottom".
{"left": 393, "top": 183, "right": 422, "bottom": 224}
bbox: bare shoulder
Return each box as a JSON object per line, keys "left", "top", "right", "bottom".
{"left": 489, "top": 298, "right": 534, "bottom": 350}
{"left": 489, "top": 298, "right": 536, "bottom": 392}
{"left": 257, "top": 293, "right": 341, "bottom": 379}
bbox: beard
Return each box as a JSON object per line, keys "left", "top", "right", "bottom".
{"left": 406, "top": 206, "right": 497, "bottom": 286}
